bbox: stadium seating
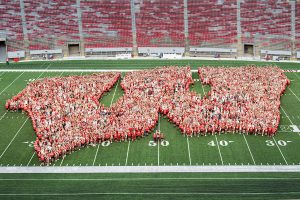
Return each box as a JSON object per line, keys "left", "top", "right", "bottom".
{"left": 188, "top": 0, "right": 237, "bottom": 48}
{"left": 23, "top": 0, "right": 80, "bottom": 50}
{"left": 240, "top": 0, "right": 291, "bottom": 50}
{"left": 135, "top": 0, "right": 185, "bottom": 47}
{"left": 81, "top": 0, "right": 132, "bottom": 48}
{"left": 0, "top": 0, "right": 297, "bottom": 53}
{"left": 296, "top": 1, "right": 300, "bottom": 50}
{"left": 0, "top": 0, "right": 25, "bottom": 51}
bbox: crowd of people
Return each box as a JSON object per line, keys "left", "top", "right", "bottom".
{"left": 6, "top": 66, "right": 289, "bottom": 164}
{"left": 162, "top": 66, "right": 290, "bottom": 136}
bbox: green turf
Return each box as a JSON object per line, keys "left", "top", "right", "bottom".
{"left": 1, "top": 59, "right": 300, "bottom": 70}
{"left": 0, "top": 61, "right": 299, "bottom": 166}
{"left": 0, "top": 60, "right": 299, "bottom": 199}
{"left": 0, "top": 173, "right": 300, "bottom": 199}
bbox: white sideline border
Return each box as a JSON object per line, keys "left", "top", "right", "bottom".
{"left": 0, "top": 69, "right": 299, "bottom": 73}
{"left": 1, "top": 165, "right": 300, "bottom": 173}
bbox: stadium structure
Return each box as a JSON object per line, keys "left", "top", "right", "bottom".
{"left": 0, "top": 0, "right": 300, "bottom": 61}
{"left": 0, "top": 0, "right": 300, "bottom": 199}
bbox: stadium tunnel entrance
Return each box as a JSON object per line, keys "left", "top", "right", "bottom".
{"left": 244, "top": 44, "right": 254, "bottom": 56}
{"left": 68, "top": 43, "right": 80, "bottom": 57}
{"left": 0, "top": 40, "right": 7, "bottom": 62}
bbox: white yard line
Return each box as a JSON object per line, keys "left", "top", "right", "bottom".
{"left": 158, "top": 114, "right": 160, "bottom": 166}
{"left": 59, "top": 157, "right": 65, "bottom": 167}
{"left": 272, "top": 137, "right": 288, "bottom": 165}
{"left": 35, "top": 64, "right": 51, "bottom": 79}
{"left": 26, "top": 152, "right": 35, "bottom": 166}
{"left": 281, "top": 107, "right": 300, "bottom": 136}
{"left": 186, "top": 137, "right": 192, "bottom": 165}
{"left": 281, "top": 107, "right": 295, "bottom": 125}
{"left": 293, "top": 72, "right": 300, "bottom": 80}
{"left": 288, "top": 87, "right": 300, "bottom": 103}
{"left": 92, "top": 144, "right": 101, "bottom": 166}
{"left": 214, "top": 135, "right": 224, "bottom": 165}
{"left": 0, "top": 72, "right": 24, "bottom": 96}
{"left": 125, "top": 141, "right": 131, "bottom": 166}
{"left": 242, "top": 135, "right": 256, "bottom": 165}
{"left": 2, "top": 165, "right": 300, "bottom": 173}
{"left": 0, "top": 112, "right": 7, "bottom": 122}
{"left": 0, "top": 118, "right": 29, "bottom": 160}
{"left": 93, "top": 79, "right": 120, "bottom": 166}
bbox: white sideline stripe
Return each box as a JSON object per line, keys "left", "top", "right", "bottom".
{"left": 93, "top": 79, "right": 120, "bottom": 166}
{"left": 243, "top": 135, "right": 256, "bottom": 165}
{"left": 273, "top": 137, "right": 288, "bottom": 165}
{"left": 0, "top": 192, "right": 299, "bottom": 196}
{"left": 1, "top": 165, "right": 300, "bottom": 173}
{"left": 0, "top": 118, "right": 29, "bottom": 160}
{"left": 288, "top": 87, "right": 300, "bottom": 103}
{"left": 0, "top": 72, "right": 24, "bottom": 95}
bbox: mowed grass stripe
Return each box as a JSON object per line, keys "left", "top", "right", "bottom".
{"left": 1, "top": 59, "right": 300, "bottom": 70}
{"left": 1, "top": 177, "right": 300, "bottom": 199}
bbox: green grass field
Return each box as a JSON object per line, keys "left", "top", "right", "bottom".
{"left": 0, "top": 59, "right": 299, "bottom": 199}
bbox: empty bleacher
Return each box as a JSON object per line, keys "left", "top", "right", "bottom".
{"left": 188, "top": 0, "right": 237, "bottom": 48}
{"left": 241, "top": 0, "right": 291, "bottom": 50}
{"left": 135, "top": 0, "right": 185, "bottom": 47}
{"left": 81, "top": 0, "right": 132, "bottom": 48}
{"left": 0, "top": 0, "right": 25, "bottom": 51}
{"left": 0, "top": 0, "right": 297, "bottom": 58}
{"left": 23, "top": 0, "right": 80, "bottom": 50}
{"left": 296, "top": 1, "right": 300, "bottom": 50}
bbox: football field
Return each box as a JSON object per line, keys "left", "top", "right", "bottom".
{"left": 0, "top": 59, "right": 299, "bottom": 199}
